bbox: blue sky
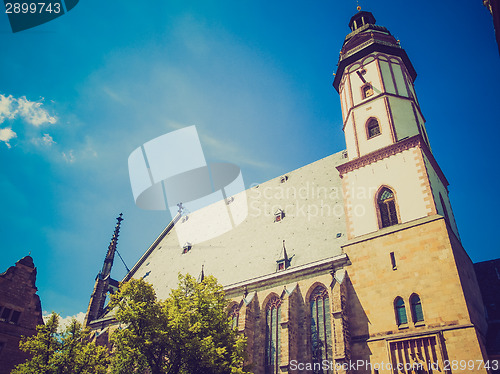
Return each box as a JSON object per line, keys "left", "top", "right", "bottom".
{"left": 0, "top": 1, "right": 498, "bottom": 319}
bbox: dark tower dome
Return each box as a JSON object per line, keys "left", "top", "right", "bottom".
{"left": 348, "top": 10, "right": 376, "bottom": 31}
{"left": 333, "top": 10, "right": 417, "bottom": 92}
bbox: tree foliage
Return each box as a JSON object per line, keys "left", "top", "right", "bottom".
{"left": 109, "top": 274, "right": 251, "bottom": 374}
{"left": 12, "top": 313, "right": 109, "bottom": 374}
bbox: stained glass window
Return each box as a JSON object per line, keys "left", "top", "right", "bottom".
{"left": 265, "top": 297, "right": 282, "bottom": 374}
{"left": 230, "top": 304, "right": 240, "bottom": 330}
{"left": 378, "top": 187, "right": 398, "bottom": 228}
{"left": 310, "top": 286, "right": 333, "bottom": 373}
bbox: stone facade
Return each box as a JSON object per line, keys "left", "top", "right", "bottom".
{"left": 0, "top": 256, "right": 43, "bottom": 374}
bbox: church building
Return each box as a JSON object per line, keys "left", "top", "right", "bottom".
{"left": 85, "top": 10, "right": 494, "bottom": 373}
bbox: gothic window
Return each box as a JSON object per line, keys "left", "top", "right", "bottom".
{"left": 265, "top": 297, "right": 282, "bottom": 374}
{"left": 367, "top": 118, "right": 381, "bottom": 138}
{"left": 389, "top": 337, "right": 441, "bottom": 373}
{"left": 229, "top": 304, "right": 240, "bottom": 330}
{"left": 410, "top": 294, "right": 424, "bottom": 323}
{"left": 395, "top": 297, "right": 408, "bottom": 325}
{"left": 310, "top": 286, "right": 333, "bottom": 373}
{"left": 377, "top": 187, "right": 398, "bottom": 228}
{"left": 362, "top": 83, "right": 374, "bottom": 98}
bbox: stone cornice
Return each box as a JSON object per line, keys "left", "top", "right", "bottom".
{"left": 224, "top": 254, "right": 349, "bottom": 298}
{"left": 336, "top": 135, "right": 449, "bottom": 188}
{"left": 337, "top": 135, "right": 421, "bottom": 176}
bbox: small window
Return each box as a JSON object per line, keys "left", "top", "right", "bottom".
{"left": 10, "top": 311, "right": 21, "bottom": 325}
{"left": 280, "top": 176, "right": 288, "bottom": 183}
{"left": 394, "top": 297, "right": 407, "bottom": 325}
{"left": 274, "top": 209, "right": 285, "bottom": 223}
{"left": 390, "top": 252, "right": 397, "bottom": 270}
{"left": 342, "top": 151, "right": 348, "bottom": 159}
{"left": 0, "top": 308, "right": 11, "bottom": 322}
{"left": 362, "top": 83, "right": 374, "bottom": 98}
{"left": 367, "top": 119, "right": 381, "bottom": 138}
{"left": 377, "top": 187, "right": 398, "bottom": 228}
{"left": 182, "top": 242, "right": 192, "bottom": 254}
{"left": 410, "top": 294, "right": 424, "bottom": 323}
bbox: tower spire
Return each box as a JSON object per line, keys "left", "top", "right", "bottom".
{"left": 100, "top": 213, "right": 123, "bottom": 278}
{"left": 84, "top": 213, "right": 124, "bottom": 326}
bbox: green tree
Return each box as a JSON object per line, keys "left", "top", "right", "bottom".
{"left": 109, "top": 274, "right": 251, "bottom": 374}
{"left": 12, "top": 313, "right": 109, "bottom": 374}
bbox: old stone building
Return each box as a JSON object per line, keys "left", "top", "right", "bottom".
{"left": 85, "top": 9, "right": 497, "bottom": 374}
{"left": 0, "top": 256, "right": 43, "bottom": 374}
{"left": 475, "top": 259, "right": 500, "bottom": 363}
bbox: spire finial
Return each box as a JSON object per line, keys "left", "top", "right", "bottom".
{"left": 101, "top": 213, "right": 124, "bottom": 277}
{"left": 357, "top": 5, "right": 361, "bottom": 11}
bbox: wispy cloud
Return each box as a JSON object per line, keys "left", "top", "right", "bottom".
{"left": 62, "top": 150, "right": 75, "bottom": 163}
{"left": 0, "top": 127, "right": 17, "bottom": 148}
{"left": 31, "top": 133, "right": 56, "bottom": 147}
{"left": 0, "top": 94, "right": 57, "bottom": 127}
{"left": 42, "top": 133, "right": 55, "bottom": 146}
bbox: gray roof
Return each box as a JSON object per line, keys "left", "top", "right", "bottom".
{"left": 125, "top": 150, "right": 348, "bottom": 301}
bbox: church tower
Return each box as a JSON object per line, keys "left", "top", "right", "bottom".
{"left": 84, "top": 214, "right": 123, "bottom": 326}
{"left": 335, "top": 9, "right": 490, "bottom": 371}
{"left": 334, "top": 10, "right": 459, "bottom": 240}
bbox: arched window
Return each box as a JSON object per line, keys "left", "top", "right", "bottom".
{"left": 229, "top": 304, "right": 240, "bottom": 330}
{"left": 367, "top": 118, "right": 381, "bottom": 138}
{"left": 377, "top": 187, "right": 398, "bottom": 228}
{"left": 394, "top": 297, "right": 408, "bottom": 325}
{"left": 265, "top": 297, "right": 282, "bottom": 374}
{"left": 362, "top": 83, "right": 374, "bottom": 98}
{"left": 310, "top": 286, "right": 333, "bottom": 373}
{"left": 410, "top": 294, "right": 424, "bottom": 323}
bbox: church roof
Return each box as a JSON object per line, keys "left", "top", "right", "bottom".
{"left": 123, "top": 150, "right": 348, "bottom": 300}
